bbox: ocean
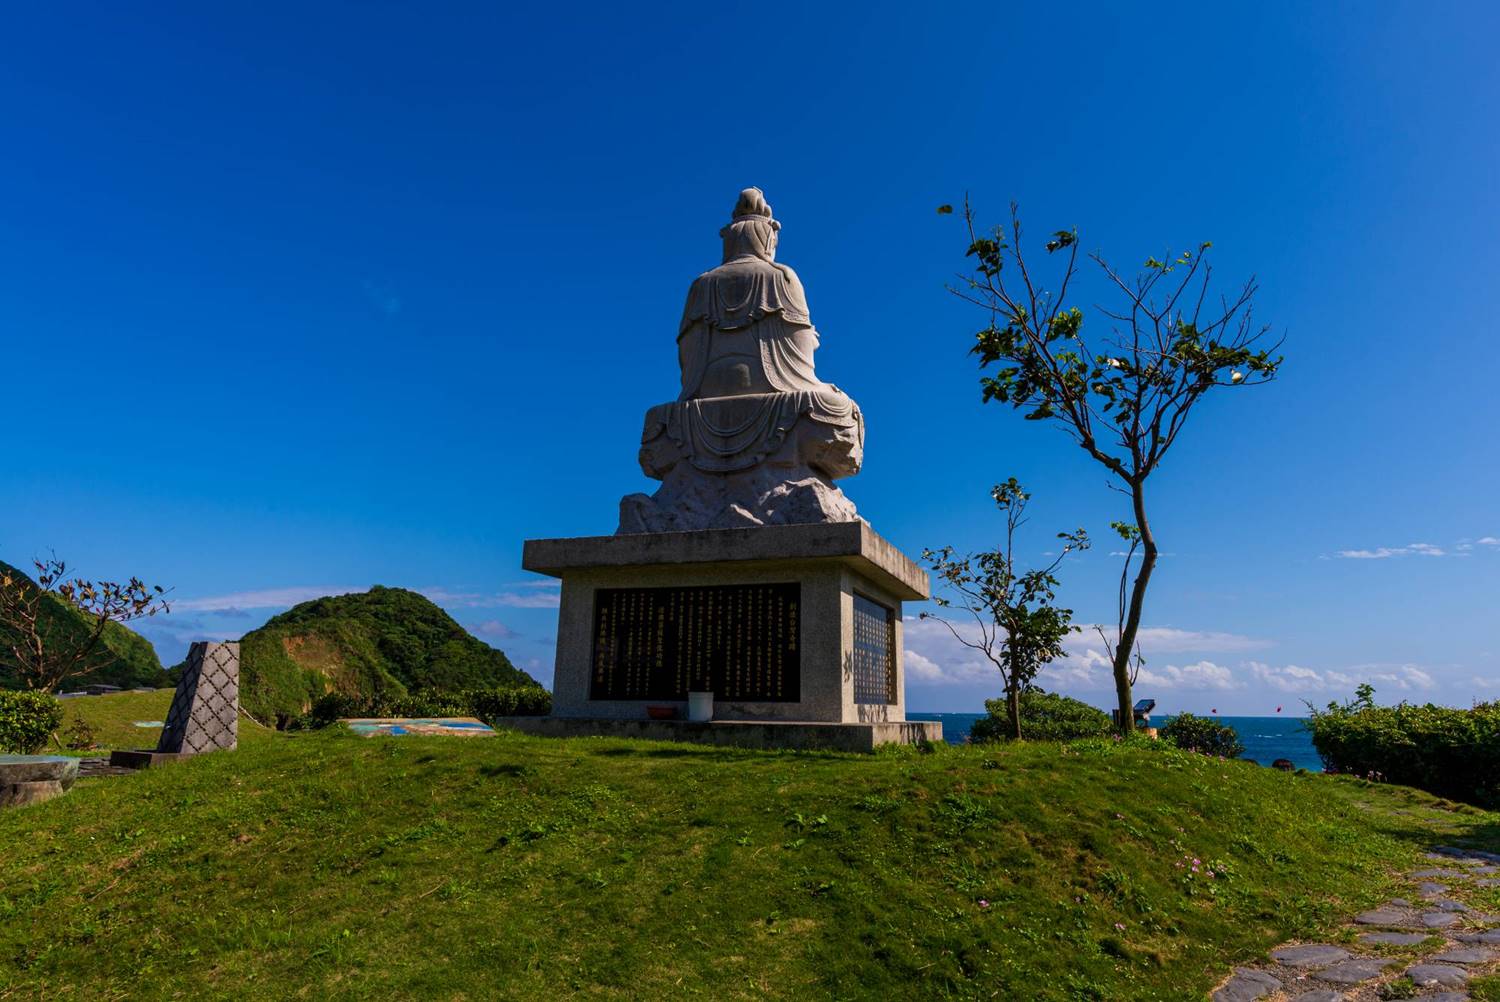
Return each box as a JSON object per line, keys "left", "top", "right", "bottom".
{"left": 907, "top": 712, "right": 1324, "bottom": 772}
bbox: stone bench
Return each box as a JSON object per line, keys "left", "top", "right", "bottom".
{"left": 0, "top": 754, "right": 80, "bottom": 808}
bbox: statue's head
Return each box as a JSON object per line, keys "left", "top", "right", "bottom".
{"left": 720, "top": 187, "right": 780, "bottom": 263}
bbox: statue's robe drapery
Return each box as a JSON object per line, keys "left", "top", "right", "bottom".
{"left": 677, "top": 254, "right": 825, "bottom": 398}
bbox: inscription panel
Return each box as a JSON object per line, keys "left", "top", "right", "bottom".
{"left": 851, "top": 593, "right": 896, "bottom": 705}
{"left": 590, "top": 583, "right": 800, "bottom": 702}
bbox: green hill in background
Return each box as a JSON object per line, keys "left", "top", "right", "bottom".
{"left": 0, "top": 560, "right": 171, "bottom": 691}
{"left": 234, "top": 586, "right": 539, "bottom": 724}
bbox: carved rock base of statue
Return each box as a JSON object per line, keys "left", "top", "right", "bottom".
{"left": 618, "top": 389, "right": 864, "bottom": 533}
{"left": 620, "top": 474, "right": 857, "bottom": 534}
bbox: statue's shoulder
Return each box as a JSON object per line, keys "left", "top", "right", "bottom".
{"left": 680, "top": 257, "right": 811, "bottom": 333}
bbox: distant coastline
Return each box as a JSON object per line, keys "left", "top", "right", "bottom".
{"left": 909, "top": 713, "right": 1324, "bottom": 772}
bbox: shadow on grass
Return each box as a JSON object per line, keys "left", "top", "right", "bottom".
{"left": 1443, "top": 818, "right": 1500, "bottom": 852}
{"left": 1334, "top": 778, "right": 1500, "bottom": 853}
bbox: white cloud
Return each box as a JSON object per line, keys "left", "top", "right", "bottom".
{"left": 493, "top": 591, "right": 562, "bottom": 609}
{"left": 469, "top": 619, "right": 518, "bottom": 640}
{"left": 1336, "top": 542, "right": 1447, "bottom": 559}
{"left": 903, "top": 648, "right": 945, "bottom": 681}
{"left": 1240, "top": 661, "right": 1433, "bottom": 694}
{"left": 905, "top": 617, "right": 1270, "bottom": 688}
{"left": 1479, "top": 537, "right": 1500, "bottom": 547}
{"left": 173, "top": 582, "right": 563, "bottom": 614}
{"left": 1115, "top": 626, "right": 1270, "bottom": 654}
{"left": 136, "top": 620, "right": 239, "bottom": 647}
{"left": 1345, "top": 663, "right": 1436, "bottom": 691}
{"left": 172, "top": 586, "right": 364, "bottom": 612}
{"left": 899, "top": 616, "right": 995, "bottom": 685}
{"left": 907, "top": 612, "right": 1450, "bottom": 710}
{"left": 1136, "top": 660, "right": 1241, "bottom": 691}
{"left": 421, "top": 586, "right": 561, "bottom": 609}
{"left": 1244, "top": 661, "right": 1355, "bottom": 693}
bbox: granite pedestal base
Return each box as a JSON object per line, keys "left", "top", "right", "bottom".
{"left": 492, "top": 715, "right": 941, "bottom": 752}
{"left": 522, "top": 521, "right": 931, "bottom": 728}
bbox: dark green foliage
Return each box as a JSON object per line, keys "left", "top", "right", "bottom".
{"left": 0, "top": 689, "right": 64, "bottom": 753}
{"left": 0, "top": 560, "right": 170, "bottom": 692}
{"left": 1161, "top": 713, "right": 1245, "bottom": 759}
{"left": 969, "top": 689, "right": 1113, "bottom": 743}
{"left": 236, "top": 586, "right": 539, "bottom": 724}
{"left": 300, "top": 685, "right": 551, "bottom": 728}
{"left": 1308, "top": 685, "right": 1500, "bottom": 806}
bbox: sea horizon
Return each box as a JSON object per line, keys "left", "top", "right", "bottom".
{"left": 908, "top": 712, "right": 1325, "bottom": 772}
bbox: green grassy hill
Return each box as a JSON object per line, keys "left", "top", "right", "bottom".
{"left": 0, "top": 560, "right": 170, "bottom": 691}
{"left": 2, "top": 726, "right": 1496, "bottom": 1000}
{"left": 233, "top": 586, "right": 539, "bottom": 723}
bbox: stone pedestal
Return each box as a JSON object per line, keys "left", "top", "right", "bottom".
{"left": 111, "top": 641, "right": 238, "bottom": 770}
{"left": 523, "top": 522, "right": 939, "bottom": 742}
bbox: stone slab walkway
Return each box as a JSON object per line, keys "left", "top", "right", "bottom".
{"left": 76, "top": 756, "right": 136, "bottom": 779}
{"left": 1212, "top": 845, "right": 1500, "bottom": 1001}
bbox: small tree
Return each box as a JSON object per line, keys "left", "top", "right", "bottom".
{"left": 0, "top": 556, "right": 171, "bottom": 692}
{"left": 922, "top": 479, "right": 1089, "bottom": 739}
{"left": 947, "top": 202, "right": 1282, "bottom": 731}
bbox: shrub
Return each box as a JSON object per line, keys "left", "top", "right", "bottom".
{"left": 1307, "top": 686, "right": 1500, "bottom": 806}
{"left": 297, "top": 685, "right": 551, "bottom": 730}
{"left": 468, "top": 685, "right": 551, "bottom": 719}
{"left": 1160, "top": 712, "right": 1244, "bottom": 759}
{"left": 969, "top": 689, "right": 1113, "bottom": 743}
{"left": 0, "top": 690, "right": 65, "bottom": 754}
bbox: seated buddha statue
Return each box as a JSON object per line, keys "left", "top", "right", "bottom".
{"left": 618, "top": 188, "right": 865, "bottom": 534}
{"left": 677, "top": 187, "right": 827, "bottom": 400}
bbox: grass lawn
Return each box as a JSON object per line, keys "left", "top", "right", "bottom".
{"left": 1, "top": 720, "right": 1497, "bottom": 1000}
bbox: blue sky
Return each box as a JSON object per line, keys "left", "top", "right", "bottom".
{"left": 3, "top": 2, "right": 1497, "bottom": 715}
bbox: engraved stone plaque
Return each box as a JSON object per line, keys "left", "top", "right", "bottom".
{"left": 851, "top": 593, "right": 896, "bottom": 705}
{"left": 590, "top": 583, "right": 800, "bottom": 702}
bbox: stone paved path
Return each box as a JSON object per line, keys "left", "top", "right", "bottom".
{"left": 76, "top": 756, "right": 135, "bottom": 779}
{"left": 1212, "top": 845, "right": 1500, "bottom": 1001}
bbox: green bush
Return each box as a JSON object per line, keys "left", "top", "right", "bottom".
{"left": 969, "top": 689, "right": 1113, "bottom": 743}
{"left": 1307, "top": 687, "right": 1500, "bottom": 806}
{"left": 0, "top": 690, "right": 65, "bottom": 754}
{"left": 1160, "top": 713, "right": 1244, "bottom": 759}
{"left": 300, "top": 685, "right": 551, "bottom": 729}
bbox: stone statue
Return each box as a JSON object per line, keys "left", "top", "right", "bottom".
{"left": 619, "top": 188, "right": 864, "bottom": 533}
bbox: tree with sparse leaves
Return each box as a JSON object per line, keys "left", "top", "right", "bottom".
{"left": 922, "top": 479, "right": 1089, "bottom": 740}
{"left": 0, "top": 556, "right": 171, "bottom": 692}
{"left": 942, "top": 201, "right": 1282, "bottom": 732}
